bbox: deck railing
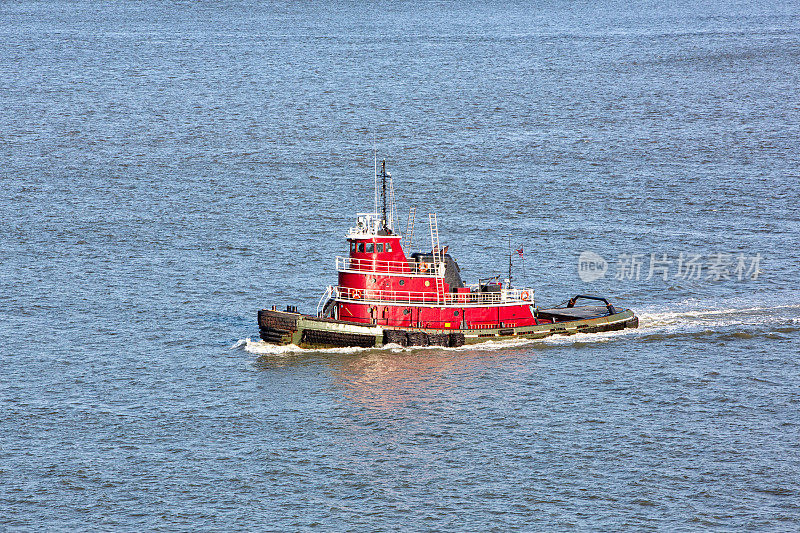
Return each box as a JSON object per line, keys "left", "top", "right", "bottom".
{"left": 336, "top": 256, "right": 444, "bottom": 278}
{"left": 333, "top": 286, "right": 534, "bottom": 307}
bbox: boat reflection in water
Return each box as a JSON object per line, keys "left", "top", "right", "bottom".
{"left": 253, "top": 341, "right": 535, "bottom": 412}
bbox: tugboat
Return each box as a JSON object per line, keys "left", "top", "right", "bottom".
{"left": 258, "top": 160, "right": 638, "bottom": 349}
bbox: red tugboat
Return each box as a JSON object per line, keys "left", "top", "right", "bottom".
{"left": 258, "top": 160, "right": 638, "bottom": 349}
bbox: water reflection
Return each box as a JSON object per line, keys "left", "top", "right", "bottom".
{"left": 255, "top": 345, "right": 535, "bottom": 411}
{"left": 336, "top": 350, "right": 480, "bottom": 411}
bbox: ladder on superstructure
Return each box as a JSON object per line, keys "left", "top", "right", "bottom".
{"left": 429, "top": 213, "right": 444, "bottom": 304}
{"left": 404, "top": 207, "right": 416, "bottom": 250}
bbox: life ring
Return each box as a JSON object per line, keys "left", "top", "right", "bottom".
{"left": 521, "top": 291, "right": 531, "bottom": 301}
{"left": 352, "top": 289, "right": 362, "bottom": 299}
{"left": 419, "top": 262, "right": 429, "bottom": 273}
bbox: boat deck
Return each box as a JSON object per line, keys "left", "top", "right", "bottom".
{"left": 537, "top": 305, "right": 613, "bottom": 321}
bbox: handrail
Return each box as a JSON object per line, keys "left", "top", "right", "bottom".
{"left": 316, "top": 285, "right": 333, "bottom": 316}
{"left": 332, "top": 286, "right": 534, "bottom": 307}
{"left": 336, "top": 256, "right": 444, "bottom": 277}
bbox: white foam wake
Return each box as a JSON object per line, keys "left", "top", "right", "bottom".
{"left": 232, "top": 335, "right": 546, "bottom": 356}
{"left": 637, "top": 303, "right": 800, "bottom": 332}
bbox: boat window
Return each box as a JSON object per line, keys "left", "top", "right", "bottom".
{"left": 350, "top": 242, "right": 355, "bottom": 253}
{"left": 376, "top": 243, "right": 383, "bottom": 253}
{"left": 366, "top": 243, "right": 374, "bottom": 253}
{"left": 357, "top": 242, "right": 364, "bottom": 253}
{"left": 386, "top": 243, "right": 392, "bottom": 252}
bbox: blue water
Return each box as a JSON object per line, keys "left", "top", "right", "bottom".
{"left": 2, "top": 1, "right": 800, "bottom": 530}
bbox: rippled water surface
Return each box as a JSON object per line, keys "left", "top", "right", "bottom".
{"left": 2, "top": 0, "right": 800, "bottom": 530}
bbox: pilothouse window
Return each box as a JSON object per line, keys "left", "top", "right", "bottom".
{"left": 386, "top": 243, "right": 392, "bottom": 252}
{"left": 357, "top": 242, "right": 364, "bottom": 253}
{"left": 376, "top": 243, "right": 383, "bottom": 253}
{"left": 366, "top": 243, "right": 374, "bottom": 253}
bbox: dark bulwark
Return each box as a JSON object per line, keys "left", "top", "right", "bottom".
{"left": 257, "top": 302, "right": 638, "bottom": 349}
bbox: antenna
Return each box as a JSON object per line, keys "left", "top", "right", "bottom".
{"left": 507, "top": 234, "right": 512, "bottom": 286}
{"left": 373, "top": 149, "right": 378, "bottom": 222}
{"left": 389, "top": 171, "right": 396, "bottom": 231}
{"left": 381, "top": 160, "right": 388, "bottom": 229}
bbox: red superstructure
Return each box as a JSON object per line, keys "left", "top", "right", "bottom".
{"left": 319, "top": 161, "right": 538, "bottom": 331}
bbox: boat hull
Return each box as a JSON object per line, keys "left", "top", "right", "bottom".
{"left": 257, "top": 307, "right": 639, "bottom": 349}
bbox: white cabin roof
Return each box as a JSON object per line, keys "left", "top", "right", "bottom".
{"left": 346, "top": 213, "right": 400, "bottom": 239}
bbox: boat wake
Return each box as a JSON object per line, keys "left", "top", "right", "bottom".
{"left": 232, "top": 335, "right": 543, "bottom": 356}
{"left": 234, "top": 338, "right": 382, "bottom": 356}
{"left": 541, "top": 302, "right": 799, "bottom": 344}
{"left": 639, "top": 302, "right": 798, "bottom": 329}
